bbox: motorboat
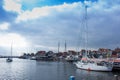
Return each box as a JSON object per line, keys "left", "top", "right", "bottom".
{"left": 113, "top": 58, "right": 120, "bottom": 70}
{"left": 65, "top": 55, "right": 79, "bottom": 62}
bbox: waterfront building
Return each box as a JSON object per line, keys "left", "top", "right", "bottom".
{"left": 98, "top": 48, "right": 112, "bottom": 58}
{"left": 114, "top": 47, "right": 120, "bottom": 58}
{"left": 68, "top": 50, "right": 77, "bottom": 55}
{"left": 36, "top": 51, "right": 46, "bottom": 57}
{"left": 35, "top": 51, "right": 55, "bottom": 61}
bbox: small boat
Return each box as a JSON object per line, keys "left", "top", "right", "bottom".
{"left": 65, "top": 55, "right": 78, "bottom": 62}
{"left": 6, "top": 42, "right": 13, "bottom": 62}
{"left": 113, "top": 58, "right": 120, "bottom": 70}
{"left": 30, "top": 56, "right": 36, "bottom": 60}
{"left": 6, "top": 58, "right": 13, "bottom": 62}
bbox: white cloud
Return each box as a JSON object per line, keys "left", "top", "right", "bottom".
{"left": 3, "top": 0, "right": 22, "bottom": 14}
{"left": 0, "top": 22, "right": 10, "bottom": 30}
{"left": 16, "top": 2, "right": 82, "bottom": 22}
{"left": 0, "top": 32, "right": 32, "bottom": 56}
{"left": 16, "top": 7, "right": 50, "bottom": 22}
{"left": 0, "top": 33, "right": 29, "bottom": 48}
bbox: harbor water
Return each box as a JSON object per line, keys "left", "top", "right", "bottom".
{"left": 0, "top": 59, "right": 119, "bottom": 80}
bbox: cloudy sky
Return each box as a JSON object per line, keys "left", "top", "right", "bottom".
{"left": 0, "top": 0, "right": 120, "bottom": 56}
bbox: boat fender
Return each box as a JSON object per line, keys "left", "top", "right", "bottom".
{"left": 87, "top": 68, "right": 91, "bottom": 71}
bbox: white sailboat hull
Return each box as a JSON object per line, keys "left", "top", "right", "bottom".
{"left": 75, "top": 62, "right": 113, "bottom": 72}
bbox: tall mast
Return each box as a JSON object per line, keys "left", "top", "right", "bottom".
{"left": 11, "top": 42, "right": 13, "bottom": 56}
{"left": 85, "top": 5, "right": 88, "bottom": 54}
{"left": 65, "top": 40, "right": 67, "bottom": 52}
{"left": 58, "top": 41, "right": 60, "bottom": 53}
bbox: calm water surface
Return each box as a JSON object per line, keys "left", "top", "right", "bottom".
{"left": 0, "top": 59, "right": 119, "bottom": 80}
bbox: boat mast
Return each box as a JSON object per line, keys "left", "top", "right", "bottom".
{"left": 58, "top": 41, "right": 60, "bottom": 53}
{"left": 65, "top": 40, "right": 67, "bottom": 52}
{"left": 11, "top": 42, "right": 13, "bottom": 57}
{"left": 85, "top": 4, "right": 88, "bottom": 55}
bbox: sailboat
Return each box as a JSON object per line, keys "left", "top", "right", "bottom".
{"left": 6, "top": 57, "right": 12, "bottom": 62}
{"left": 6, "top": 42, "right": 13, "bottom": 62}
{"left": 75, "top": 5, "right": 113, "bottom": 71}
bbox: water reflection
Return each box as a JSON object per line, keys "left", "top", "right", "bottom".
{"left": 76, "top": 69, "right": 114, "bottom": 80}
